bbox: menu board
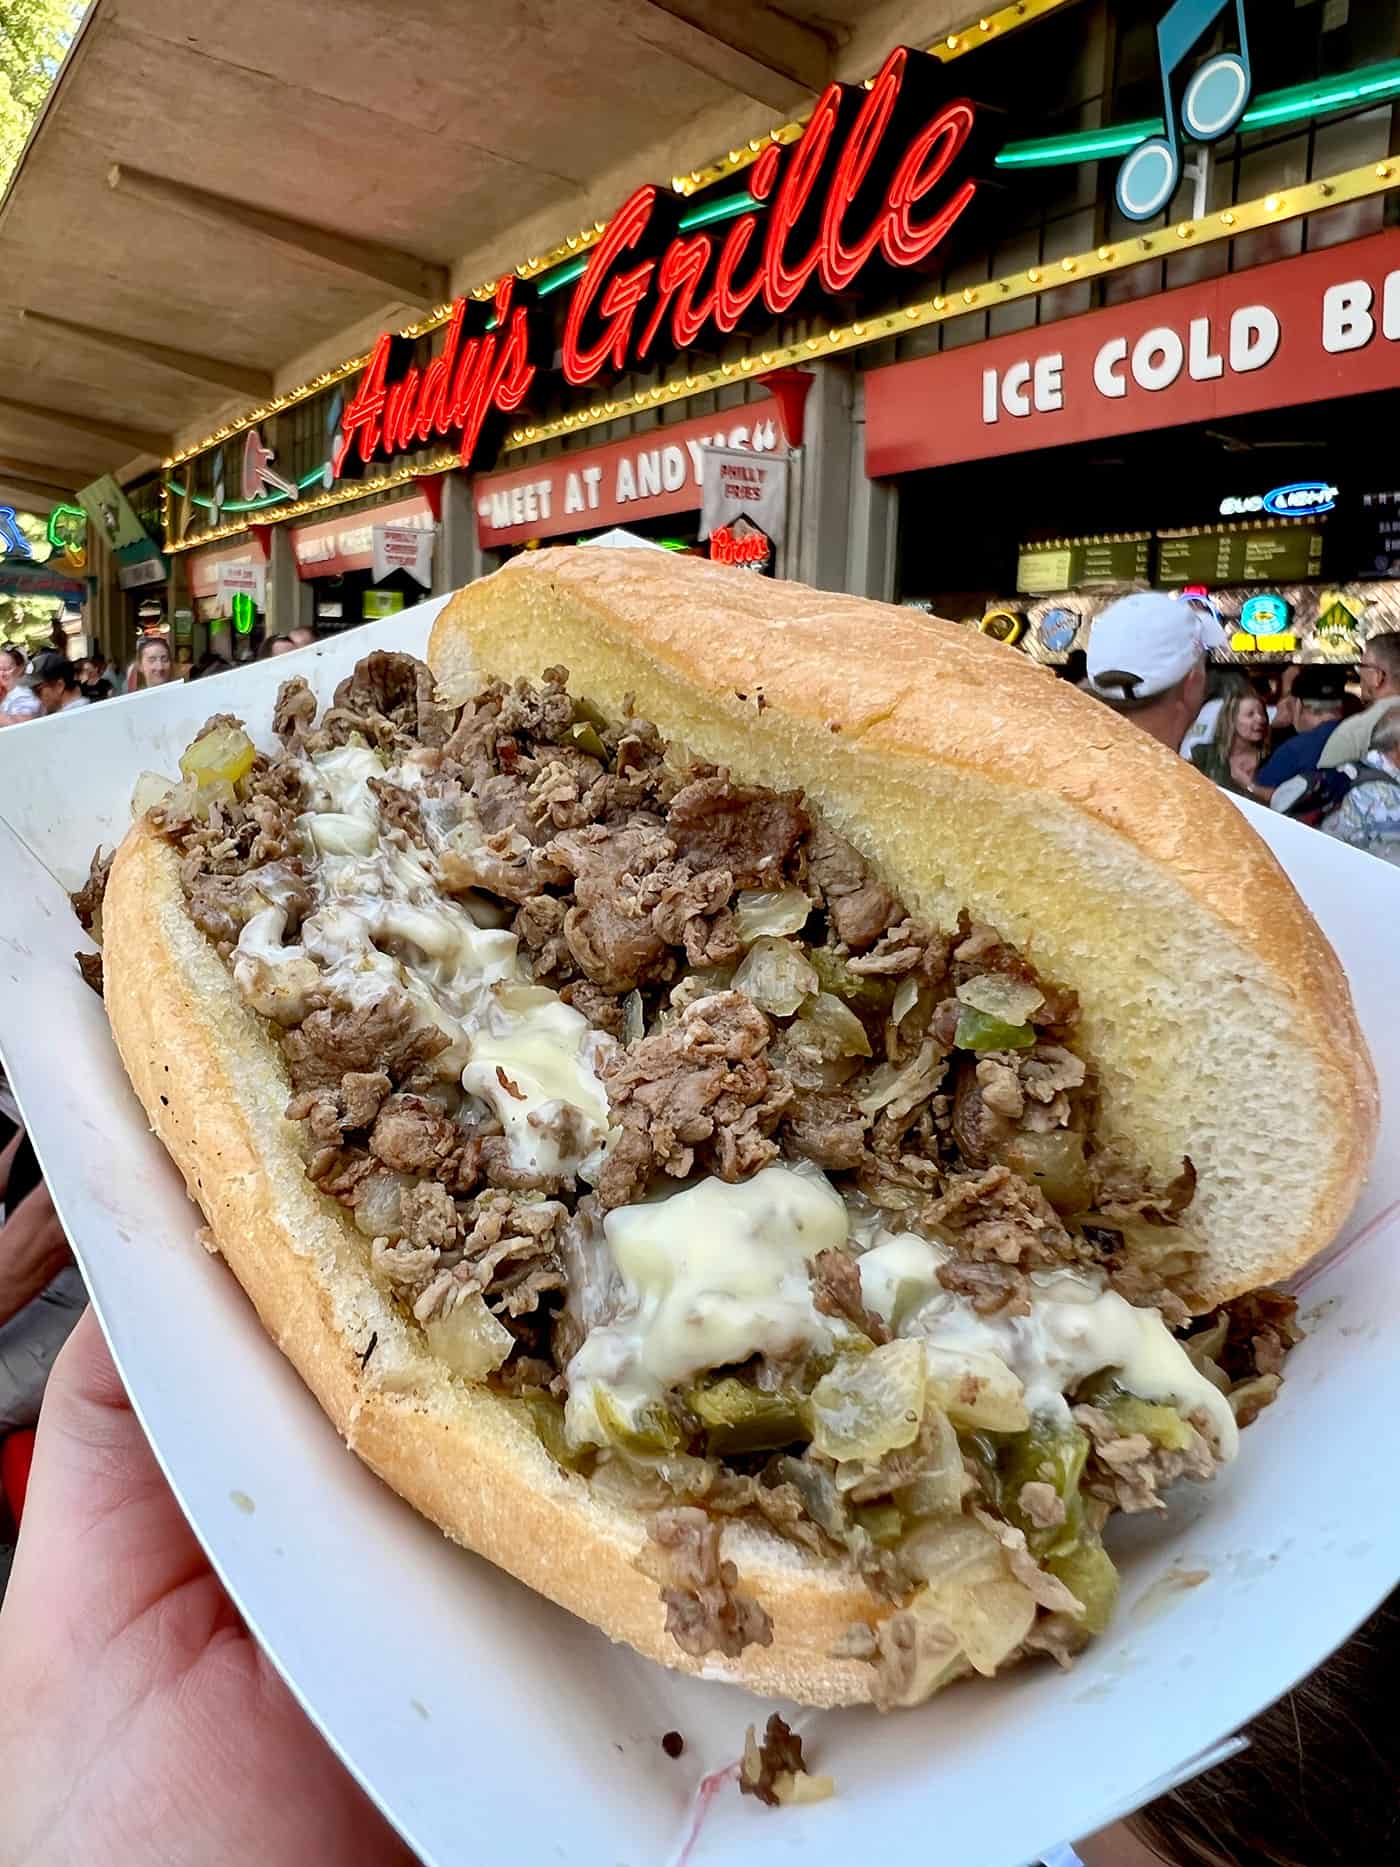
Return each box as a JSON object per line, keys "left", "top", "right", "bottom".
{"left": 1156, "top": 526, "right": 1325, "bottom": 587}
{"left": 1017, "top": 535, "right": 1150, "bottom": 595}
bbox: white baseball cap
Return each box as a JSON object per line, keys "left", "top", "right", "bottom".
{"left": 1085, "top": 592, "right": 1227, "bottom": 700}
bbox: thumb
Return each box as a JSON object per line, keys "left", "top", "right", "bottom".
{"left": 5, "top": 1309, "right": 208, "bottom": 1652}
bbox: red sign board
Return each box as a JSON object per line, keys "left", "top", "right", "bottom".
{"left": 338, "top": 46, "right": 987, "bottom": 485}
{"left": 473, "top": 398, "right": 783, "bottom": 547}
{"left": 866, "top": 229, "right": 1400, "bottom": 477}
{"left": 291, "top": 491, "right": 435, "bottom": 579}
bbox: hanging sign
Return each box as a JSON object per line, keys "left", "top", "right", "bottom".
{"left": 77, "top": 474, "right": 148, "bottom": 550}
{"left": 116, "top": 552, "right": 168, "bottom": 591}
{"left": 215, "top": 560, "right": 267, "bottom": 614}
{"left": 292, "top": 493, "right": 436, "bottom": 579}
{"left": 698, "top": 444, "right": 788, "bottom": 553}
{"left": 371, "top": 522, "right": 434, "bottom": 587}
{"left": 363, "top": 590, "right": 405, "bottom": 619}
{"left": 334, "top": 46, "right": 991, "bottom": 483}
{"left": 1231, "top": 589, "right": 1296, "bottom": 652}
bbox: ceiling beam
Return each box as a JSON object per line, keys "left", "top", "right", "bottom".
{"left": 0, "top": 461, "right": 78, "bottom": 502}
{"left": 0, "top": 394, "right": 169, "bottom": 458}
{"left": 16, "top": 307, "right": 274, "bottom": 399}
{"left": 107, "top": 163, "right": 450, "bottom": 310}
{"left": 0, "top": 455, "right": 79, "bottom": 493}
{"left": 634, "top": 1, "right": 833, "bottom": 108}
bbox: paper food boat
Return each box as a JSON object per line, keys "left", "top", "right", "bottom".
{"left": 1, "top": 594, "right": 1396, "bottom": 1867}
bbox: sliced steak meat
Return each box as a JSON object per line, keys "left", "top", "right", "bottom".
{"left": 810, "top": 1247, "right": 892, "bottom": 1344}
{"left": 70, "top": 847, "right": 112, "bottom": 933}
{"left": 739, "top": 1715, "right": 811, "bottom": 1807}
{"left": 368, "top": 777, "right": 427, "bottom": 846}
{"left": 368, "top": 1093, "right": 458, "bottom": 1173}
{"left": 285, "top": 1069, "right": 392, "bottom": 1145}
{"left": 642, "top": 1507, "right": 773, "bottom": 1661}
{"left": 398, "top": 1180, "right": 462, "bottom": 1256}
{"left": 439, "top": 830, "right": 570, "bottom": 905}
{"left": 559, "top": 978, "right": 626, "bottom": 1036}
{"left": 924, "top": 1165, "right": 1081, "bottom": 1270}
{"left": 936, "top": 1257, "right": 1031, "bottom": 1316}
{"left": 1090, "top": 1146, "right": 1197, "bottom": 1223}
{"left": 332, "top": 651, "right": 451, "bottom": 749}
{"left": 783, "top": 1091, "right": 870, "bottom": 1171}
{"left": 597, "top": 991, "right": 791, "bottom": 1208}
{"left": 645, "top": 864, "right": 741, "bottom": 969}
{"left": 667, "top": 775, "right": 808, "bottom": 889}
{"left": 282, "top": 991, "right": 448, "bottom": 1094}
{"left": 1215, "top": 1288, "right": 1303, "bottom": 1383}
{"left": 806, "top": 820, "right": 898, "bottom": 951}
{"left": 272, "top": 675, "right": 317, "bottom": 747}
{"left": 549, "top": 823, "right": 678, "bottom": 992}
{"left": 412, "top": 1191, "right": 568, "bottom": 1322}
{"left": 1074, "top": 1403, "right": 1216, "bottom": 1513}
{"left": 77, "top": 949, "right": 103, "bottom": 996}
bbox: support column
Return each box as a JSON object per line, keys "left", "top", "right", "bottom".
{"left": 790, "top": 363, "right": 854, "bottom": 594}
{"left": 844, "top": 375, "right": 898, "bottom": 604}
{"left": 434, "top": 472, "right": 485, "bottom": 596}
{"left": 265, "top": 524, "right": 304, "bottom": 637}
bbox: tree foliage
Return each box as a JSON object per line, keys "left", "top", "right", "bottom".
{"left": 0, "top": 1, "right": 86, "bottom": 191}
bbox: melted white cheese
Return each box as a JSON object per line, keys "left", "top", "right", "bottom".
{"left": 564, "top": 1164, "right": 848, "bottom": 1445}
{"left": 229, "top": 742, "right": 612, "bottom": 1179}
{"left": 858, "top": 1230, "right": 1238, "bottom": 1458}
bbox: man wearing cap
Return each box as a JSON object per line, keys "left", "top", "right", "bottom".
{"left": 1084, "top": 592, "right": 1227, "bottom": 751}
{"left": 27, "top": 652, "right": 89, "bottom": 716}
{"left": 1253, "top": 666, "right": 1348, "bottom": 788}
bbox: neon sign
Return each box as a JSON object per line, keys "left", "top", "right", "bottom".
{"left": 334, "top": 47, "right": 986, "bottom": 481}
{"left": 709, "top": 519, "right": 772, "bottom": 570}
{"left": 0, "top": 507, "right": 31, "bottom": 558}
{"left": 1221, "top": 481, "right": 1339, "bottom": 518}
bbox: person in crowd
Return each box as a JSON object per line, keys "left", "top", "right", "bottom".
{"left": 1318, "top": 704, "right": 1400, "bottom": 866}
{"left": 265, "top": 634, "right": 297, "bottom": 657}
{"left": 0, "top": 1132, "right": 84, "bottom": 1441}
{"left": 1317, "top": 631, "right": 1400, "bottom": 768}
{"left": 1253, "top": 666, "right": 1348, "bottom": 788}
{"left": 1265, "top": 661, "right": 1304, "bottom": 745}
{"left": 1189, "top": 690, "right": 1271, "bottom": 801}
{"left": 26, "top": 651, "right": 89, "bottom": 716}
{"left": 1084, "top": 591, "right": 1226, "bottom": 751}
{"left": 75, "top": 654, "right": 115, "bottom": 701}
{"left": 0, "top": 1310, "right": 416, "bottom": 1863}
{"left": 1073, "top": 1587, "right": 1399, "bottom": 1867}
{"left": 189, "top": 651, "right": 235, "bottom": 681}
{"left": 133, "top": 634, "right": 176, "bottom": 689}
{"left": 1179, "top": 666, "right": 1251, "bottom": 760}
{"left": 0, "top": 646, "right": 41, "bottom": 727}
{"left": 287, "top": 625, "right": 316, "bottom": 649}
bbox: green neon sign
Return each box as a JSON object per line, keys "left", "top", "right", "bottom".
{"left": 231, "top": 591, "right": 256, "bottom": 635}
{"left": 996, "top": 57, "right": 1400, "bottom": 172}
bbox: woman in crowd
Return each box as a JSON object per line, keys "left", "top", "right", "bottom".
{"left": 128, "top": 635, "right": 176, "bottom": 691}
{"left": 1190, "top": 690, "right": 1273, "bottom": 802}
{"left": 0, "top": 646, "right": 41, "bottom": 727}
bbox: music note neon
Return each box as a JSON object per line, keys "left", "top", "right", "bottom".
{"left": 1116, "top": 0, "right": 1253, "bottom": 223}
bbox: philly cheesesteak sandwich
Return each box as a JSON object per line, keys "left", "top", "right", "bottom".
{"left": 90, "top": 548, "right": 1377, "bottom": 1708}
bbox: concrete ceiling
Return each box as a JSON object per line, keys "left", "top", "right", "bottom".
{"left": 0, "top": 0, "right": 969, "bottom": 509}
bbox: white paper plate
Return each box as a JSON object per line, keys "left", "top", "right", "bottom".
{"left": 2, "top": 603, "right": 1396, "bottom": 1867}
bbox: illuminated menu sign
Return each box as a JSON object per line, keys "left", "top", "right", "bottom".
{"left": 1016, "top": 534, "right": 1150, "bottom": 595}
{"left": 1156, "top": 526, "right": 1324, "bottom": 587}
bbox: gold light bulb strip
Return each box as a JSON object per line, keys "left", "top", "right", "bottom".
{"left": 496, "top": 161, "right": 1400, "bottom": 457}
{"left": 166, "top": 0, "right": 1069, "bottom": 470}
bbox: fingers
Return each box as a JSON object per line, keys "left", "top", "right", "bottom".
{"left": 4, "top": 1310, "right": 209, "bottom": 1652}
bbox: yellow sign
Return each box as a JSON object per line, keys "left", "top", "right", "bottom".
{"left": 1231, "top": 631, "right": 1298, "bottom": 653}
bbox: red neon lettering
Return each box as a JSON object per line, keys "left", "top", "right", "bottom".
{"left": 760, "top": 84, "right": 838, "bottom": 315}
{"left": 335, "top": 334, "right": 391, "bottom": 473}
{"left": 881, "top": 99, "right": 978, "bottom": 267}
{"left": 819, "top": 48, "right": 903, "bottom": 293}
{"left": 336, "top": 279, "right": 537, "bottom": 478}
{"left": 638, "top": 233, "right": 712, "bottom": 358}
{"left": 563, "top": 187, "right": 658, "bottom": 384}
{"left": 710, "top": 524, "right": 770, "bottom": 566}
{"left": 416, "top": 299, "right": 463, "bottom": 441}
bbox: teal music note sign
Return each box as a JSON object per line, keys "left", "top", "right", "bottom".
{"left": 1117, "top": 0, "right": 1252, "bottom": 222}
